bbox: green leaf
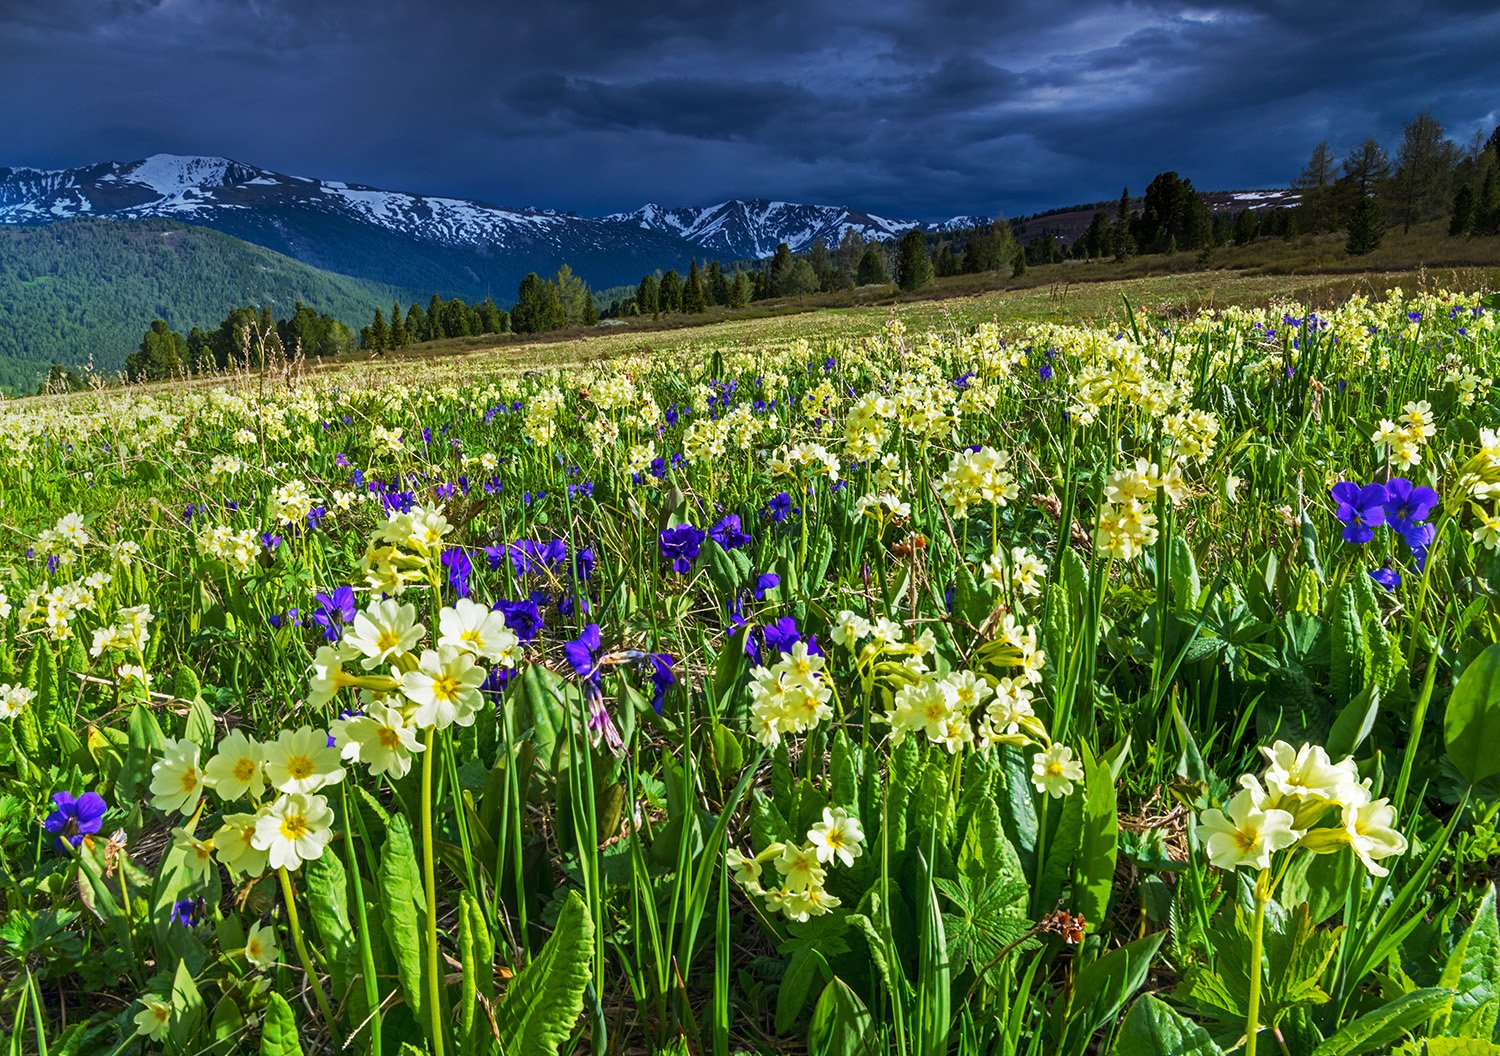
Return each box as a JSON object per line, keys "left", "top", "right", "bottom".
{"left": 207, "top": 995, "right": 244, "bottom": 1053}
{"left": 1328, "top": 585, "right": 1362, "bottom": 707}
{"left": 258, "top": 993, "right": 304, "bottom": 1056}
{"left": 1035, "top": 777, "right": 1084, "bottom": 913}
{"left": 1308, "top": 986, "right": 1452, "bottom": 1056}
{"left": 1441, "top": 884, "right": 1500, "bottom": 1038}
{"left": 1422, "top": 1041, "right": 1500, "bottom": 1055}
{"left": 1171, "top": 536, "right": 1202, "bottom": 613}
{"left": 459, "top": 891, "right": 495, "bottom": 1037}
{"left": 378, "top": 813, "right": 428, "bottom": 1029}
{"left": 303, "top": 852, "right": 354, "bottom": 998}
{"left": 1076, "top": 744, "right": 1119, "bottom": 928}
{"left": 1326, "top": 684, "right": 1380, "bottom": 760}
{"left": 808, "top": 977, "right": 877, "bottom": 1056}
{"left": 1063, "top": 931, "right": 1165, "bottom": 1052}
{"left": 494, "top": 890, "right": 595, "bottom": 1056}
{"left": 1445, "top": 644, "right": 1500, "bottom": 786}
{"left": 168, "top": 958, "right": 205, "bottom": 1052}
{"left": 1113, "top": 994, "right": 1222, "bottom": 1056}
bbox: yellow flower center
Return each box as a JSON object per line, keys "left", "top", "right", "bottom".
{"left": 1045, "top": 762, "right": 1065, "bottom": 778}
{"left": 1233, "top": 827, "right": 1260, "bottom": 853}
{"left": 179, "top": 766, "right": 199, "bottom": 793}
{"left": 377, "top": 726, "right": 402, "bottom": 750}
{"left": 432, "top": 675, "right": 460, "bottom": 701}
{"left": 233, "top": 758, "right": 256, "bottom": 782}
{"left": 376, "top": 629, "right": 401, "bottom": 652}
{"left": 285, "top": 755, "right": 314, "bottom": 781}
{"left": 279, "top": 813, "right": 310, "bottom": 840}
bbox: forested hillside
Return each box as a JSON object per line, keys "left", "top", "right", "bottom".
{"left": 0, "top": 218, "right": 407, "bottom": 385}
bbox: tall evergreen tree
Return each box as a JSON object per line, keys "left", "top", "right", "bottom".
{"left": 390, "top": 301, "right": 408, "bottom": 348}
{"left": 367, "top": 308, "right": 389, "bottom": 351}
{"left": 895, "top": 228, "right": 933, "bottom": 291}
{"left": 1112, "top": 187, "right": 1135, "bottom": 261}
{"left": 856, "top": 247, "right": 890, "bottom": 285}
{"left": 1294, "top": 141, "right": 1339, "bottom": 231}
{"left": 1451, "top": 183, "right": 1477, "bottom": 235}
{"left": 766, "top": 243, "right": 796, "bottom": 297}
{"left": 1346, "top": 193, "right": 1385, "bottom": 255}
{"left": 683, "top": 260, "right": 707, "bottom": 312}
{"left": 1391, "top": 111, "right": 1460, "bottom": 232}
{"left": 405, "top": 304, "right": 428, "bottom": 342}
{"left": 659, "top": 269, "right": 683, "bottom": 313}
{"left": 637, "top": 274, "right": 660, "bottom": 318}
{"left": 1337, "top": 138, "right": 1391, "bottom": 227}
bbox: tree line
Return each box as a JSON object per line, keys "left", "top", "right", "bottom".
{"left": 1290, "top": 111, "right": 1500, "bottom": 254}
{"left": 126, "top": 302, "right": 357, "bottom": 380}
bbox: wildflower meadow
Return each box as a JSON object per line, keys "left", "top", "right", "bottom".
{"left": 3, "top": 286, "right": 1500, "bottom": 1056}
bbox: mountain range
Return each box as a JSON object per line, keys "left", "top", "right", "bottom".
{"left": 0, "top": 153, "right": 991, "bottom": 300}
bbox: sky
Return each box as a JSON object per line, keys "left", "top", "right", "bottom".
{"left": 2, "top": 0, "right": 1498, "bottom": 221}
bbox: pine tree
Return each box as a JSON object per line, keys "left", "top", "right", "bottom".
{"left": 895, "top": 228, "right": 932, "bottom": 291}
{"left": 683, "top": 260, "right": 707, "bottom": 312}
{"left": 367, "top": 308, "right": 389, "bottom": 350}
{"left": 1293, "top": 141, "right": 1338, "bottom": 231}
{"left": 708, "top": 261, "right": 730, "bottom": 305}
{"left": 767, "top": 243, "right": 796, "bottom": 297}
{"left": 1338, "top": 139, "right": 1391, "bottom": 228}
{"left": 856, "top": 247, "right": 890, "bottom": 286}
{"left": 1011, "top": 247, "right": 1027, "bottom": 278}
{"left": 1112, "top": 187, "right": 1135, "bottom": 261}
{"left": 637, "top": 274, "right": 660, "bottom": 318}
{"left": 1451, "top": 183, "right": 1477, "bottom": 235}
{"left": 1391, "top": 111, "right": 1459, "bottom": 232}
{"left": 1346, "top": 193, "right": 1385, "bottom": 254}
{"left": 1476, "top": 170, "right": 1500, "bottom": 236}
{"left": 390, "top": 301, "right": 408, "bottom": 348}
{"left": 730, "top": 270, "right": 753, "bottom": 308}
{"left": 935, "top": 244, "right": 961, "bottom": 276}
{"left": 659, "top": 269, "right": 683, "bottom": 313}
{"left": 1232, "top": 209, "right": 1259, "bottom": 245}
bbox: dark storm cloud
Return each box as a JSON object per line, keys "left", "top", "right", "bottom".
{"left": 3, "top": 0, "right": 1498, "bottom": 219}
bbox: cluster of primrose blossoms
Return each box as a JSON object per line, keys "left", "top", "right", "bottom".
{"left": 148, "top": 505, "right": 520, "bottom": 877}
{"left": 747, "top": 640, "right": 834, "bottom": 748}
{"left": 728, "top": 807, "right": 865, "bottom": 921}
{"left": 1371, "top": 400, "right": 1437, "bottom": 470}
{"left": 936, "top": 445, "right": 1018, "bottom": 519}
{"left": 1094, "top": 457, "right": 1188, "bottom": 561}
{"left": 1198, "top": 741, "right": 1407, "bottom": 876}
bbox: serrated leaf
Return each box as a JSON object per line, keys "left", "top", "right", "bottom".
{"left": 303, "top": 852, "right": 354, "bottom": 998}
{"left": 494, "top": 890, "right": 594, "bottom": 1056}
{"left": 1308, "top": 987, "right": 1452, "bottom": 1056}
{"left": 1442, "top": 885, "right": 1500, "bottom": 1038}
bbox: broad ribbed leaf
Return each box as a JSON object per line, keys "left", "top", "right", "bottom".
{"left": 378, "top": 813, "right": 427, "bottom": 1027}
{"left": 1445, "top": 644, "right": 1500, "bottom": 786}
{"left": 494, "top": 890, "right": 594, "bottom": 1056}
{"left": 1308, "top": 987, "right": 1452, "bottom": 1056}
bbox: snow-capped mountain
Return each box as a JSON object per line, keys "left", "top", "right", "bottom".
{"left": 0, "top": 154, "right": 1003, "bottom": 297}
{"left": 0, "top": 154, "right": 710, "bottom": 296}
{"left": 607, "top": 198, "right": 933, "bottom": 258}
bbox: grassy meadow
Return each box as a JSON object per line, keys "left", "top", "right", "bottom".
{"left": 2, "top": 275, "right": 1500, "bottom": 1056}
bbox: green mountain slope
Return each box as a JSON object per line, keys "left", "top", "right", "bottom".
{"left": 0, "top": 218, "right": 413, "bottom": 387}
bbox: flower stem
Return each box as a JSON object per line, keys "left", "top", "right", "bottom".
{"left": 1245, "top": 868, "right": 1270, "bottom": 1056}
{"left": 278, "top": 866, "right": 338, "bottom": 1039}
{"left": 422, "top": 725, "right": 447, "bottom": 1056}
